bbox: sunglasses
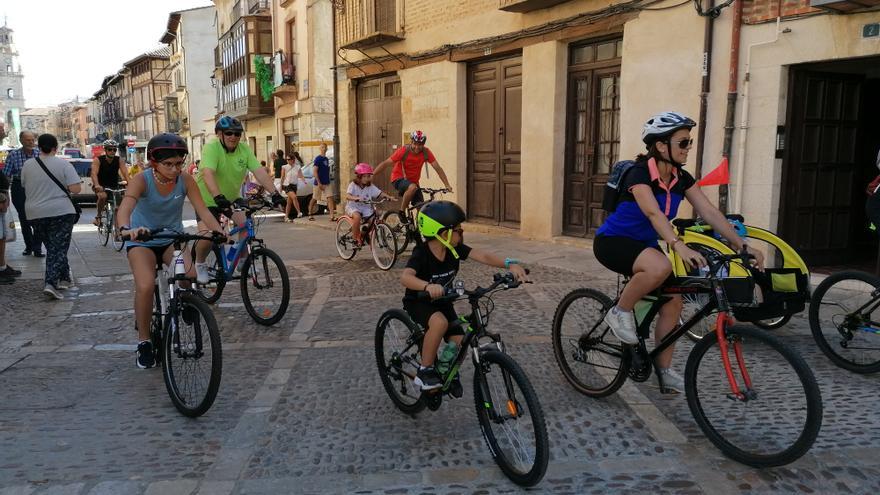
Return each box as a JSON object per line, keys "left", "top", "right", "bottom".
{"left": 223, "top": 131, "right": 242, "bottom": 137}
{"left": 158, "top": 160, "right": 185, "bottom": 170}
{"left": 105, "top": 147, "right": 117, "bottom": 152}
{"left": 672, "top": 138, "right": 693, "bottom": 150}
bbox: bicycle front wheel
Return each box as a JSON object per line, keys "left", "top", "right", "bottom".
{"left": 194, "top": 248, "right": 226, "bottom": 304}
{"left": 371, "top": 223, "right": 398, "bottom": 270}
{"left": 163, "top": 293, "right": 222, "bottom": 418}
{"left": 96, "top": 205, "right": 110, "bottom": 246}
{"left": 335, "top": 217, "right": 357, "bottom": 260}
{"left": 381, "top": 210, "right": 409, "bottom": 255}
{"left": 110, "top": 214, "right": 125, "bottom": 251}
{"left": 375, "top": 309, "right": 425, "bottom": 414}
{"left": 685, "top": 324, "right": 822, "bottom": 467}
{"left": 240, "top": 247, "right": 290, "bottom": 326}
{"left": 809, "top": 270, "right": 880, "bottom": 374}
{"left": 551, "top": 288, "right": 629, "bottom": 397}
{"left": 473, "top": 350, "right": 549, "bottom": 487}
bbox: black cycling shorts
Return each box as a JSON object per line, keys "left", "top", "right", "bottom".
{"left": 126, "top": 243, "right": 173, "bottom": 262}
{"left": 403, "top": 300, "right": 463, "bottom": 336}
{"left": 593, "top": 235, "right": 662, "bottom": 277}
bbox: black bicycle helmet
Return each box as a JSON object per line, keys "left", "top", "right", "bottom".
{"left": 418, "top": 200, "right": 466, "bottom": 259}
{"left": 147, "top": 133, "right": 188, "bottom": 161}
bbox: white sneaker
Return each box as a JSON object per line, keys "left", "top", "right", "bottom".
{"left": 603, "top": 306, "right": 639, "bottom": 344}
{"left": 57, "top": 280, "right": 72, "bottom": 290}
{"left": 657, "top": 367, "right": 684, "bottom": 394}
{"left": 43, "top": 284, "right": 63, "bottom": 300}
{"left": 195, "top": 263, "right": 211, "bottom": 284}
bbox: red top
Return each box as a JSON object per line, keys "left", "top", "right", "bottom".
{"left": 389, "top": 145, "right": 436, "bottom": 183}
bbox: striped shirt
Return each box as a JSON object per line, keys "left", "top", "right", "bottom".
{"left": 3, "top": 147, "right": 39, "bottom": 178}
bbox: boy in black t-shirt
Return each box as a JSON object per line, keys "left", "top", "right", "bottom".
{"left": 400, "top": 201, "right": 528, "bottom": 390}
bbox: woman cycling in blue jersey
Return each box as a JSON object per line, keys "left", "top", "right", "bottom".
{"left": 116, "top": 133, "right": 223, "bottom": 369}
{"left": 593, "top": 111, "right": 764, "bottom": 393}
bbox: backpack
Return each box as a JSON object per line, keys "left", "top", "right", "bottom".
{"left": 400, "top": 145, "right": 431, "bottom": 178}
{"left": 601, "top": 160, "right": 637, "bottom": 212}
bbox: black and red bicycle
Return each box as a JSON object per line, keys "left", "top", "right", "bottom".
{"left": 552, "top": 250, "right": 823, "bottom": 467}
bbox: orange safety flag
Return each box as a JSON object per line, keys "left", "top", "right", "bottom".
{"left": 698, "top": 157, "right": 730, "bottom": 186}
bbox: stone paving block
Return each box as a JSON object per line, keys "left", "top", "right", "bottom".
{"left": 54, "top": 344, "right": 93, "bottom": 353}
{"left": 204, "top": 449, "right": 253, "bottom": 481}
{"left": 424, "top": 467, "right": 480, "bottom": 484}
{"left": 40, "top": 483, "right": 86, "bottom": 495}
{"left": 92, "top": 344, "right": 135, "bottom": 351}
{"left": 0, "top": 486, "right": 35, "bottom": 495}
{"left": 194, "top": 481, "right": 235, "bottom": 495}
{"left": 272, "top": 356, "right": 298, "bottom": 369}
{"left": 23, "top": 346, "right": 60, "bottom": 353}
{"left": 263, "top": 369, "right": 290, "bottom": 386}
{"left": 144, "top": 480, "right": 198, "bottom": 495}
{"left": 86, "top": 482, "right": 146, "bottom": 495}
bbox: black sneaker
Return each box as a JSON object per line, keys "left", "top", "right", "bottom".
{"left": 33, "top": 251, "right": 45, "bottom": 258}
{"left": 137, "top": 341, "right": 156, "bottom": 369}
{"left": 1, "top": 266, "right": 22, "bottom": 277}
{"left": 414, "top": 366, "right": 442, "bottom": 391}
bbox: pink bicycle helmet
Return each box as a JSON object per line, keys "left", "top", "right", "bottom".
{"left": 354, "top": 163, "right": 374, "bottom": 175}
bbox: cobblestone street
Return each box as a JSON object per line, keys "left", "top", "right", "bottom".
{"left": 1, "top": 216, "right": 879, "bottom": 494}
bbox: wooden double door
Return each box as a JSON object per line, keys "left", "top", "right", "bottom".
{"left": 468, "top": 56, "right": 522, "bottom": 226}
{"left": 356, "top": 74, "right": 402, "bottom": 193}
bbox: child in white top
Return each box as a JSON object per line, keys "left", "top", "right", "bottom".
{"left": 345, "top": 163, "right": 395, "bottom": 245}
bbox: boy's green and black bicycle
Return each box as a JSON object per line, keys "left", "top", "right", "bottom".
{"left": 375, "top": 271, "right": 549, "bottom": 487}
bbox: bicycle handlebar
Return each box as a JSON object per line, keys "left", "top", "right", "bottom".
{"left": 416, "top": 269, "right": 531, "bottom": 302}
{"left": 354, "top": 196, "right": 396, "bottom": 206}
{"left": 134, "top": 228, "right": 226, "bottom": 244}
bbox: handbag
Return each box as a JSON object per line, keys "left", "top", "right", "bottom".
{"left": 35, "top": 156, "right": 82, "bottom": 223}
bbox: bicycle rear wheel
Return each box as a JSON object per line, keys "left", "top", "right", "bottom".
{"left": 381, "top": 210, "right": 410, "bottom": 255}
{"left": 473, "top": 350, "right": 549, "bottom": 487}
{"left": 335, "top": 217, "right": 357, "bottom": 260}
{"left": 371, "top": 223, "right": 398, "bottom": 270}
{"left": 194, "top": 248, "right": 226, "bottom": 304}
{"left": 809, "top": 270, "right": 880, "bottom": 373}
{"left": 685, "top": 324, "right": 822, "bottom": 467}
{"left": 551, "top": 288, "right": 629, "bottom": 397}
{"left": 240, "top": 247, "right": 290, "bottom": 326}
{"left": 96, "top": 205, "right": 110, "bottom": 246}
{"left": 163, "top": 293, "right": 222, "bottom": 418}
{"left": 375, "top": 309, "right": 425, "bottom": 414}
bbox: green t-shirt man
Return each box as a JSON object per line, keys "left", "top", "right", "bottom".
{"left": 197, "top": 139, "right": 261, "bottom": 207}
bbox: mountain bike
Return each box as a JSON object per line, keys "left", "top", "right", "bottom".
{"left": 552, "top": 250, "right": 822, "bottom": 467}
{"left": 194, "top": 196, "right": 290, "bottom": 326}
{"left": 375, "top": 272, "right": 549, "bottom": 486}
{"left": 140, "top": 229, "right": 224, "bottom": 417}
{"left": 335, "top": 197, "right": 399, "bottom": 270}
{"left": 809, "top": 270, "right": 880, "bottom": 374}
{"left": 95, "top": 185, "right": 126, "bottom": 252}
{"left": 381, "top": 187, "right": 449, "bottom": 255}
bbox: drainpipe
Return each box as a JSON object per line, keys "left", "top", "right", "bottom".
{"left": 332, "top": 2, "right": 341, "bottom": 205}
{"left": 719, "top": 0, "right": 743, "bottom": 214}
{"left": 733, "top": 17, "right": 788, "bottom": 213}
{"left": 693, "top": 0, "right": 716, "bottom": 183}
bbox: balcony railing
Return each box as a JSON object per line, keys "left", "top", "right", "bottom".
{"left": 338, "top": 0, "right": 404, "bottom": 50}
{"left": 248, "top": 0, "right": 269, "bottom": 13}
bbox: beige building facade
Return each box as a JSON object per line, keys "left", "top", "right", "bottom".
{"left": 212, "top": 0, "right": 276, "bottom": 164}
{"left": 271, "top": 0, "right": 336, "bottom": 162}
{"left": 334, "top": 0, "right": 880, "bottom": 269}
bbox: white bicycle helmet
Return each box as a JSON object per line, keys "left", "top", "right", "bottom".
{"left": 641, "top": 111, "right": 696, "bottom": 145}
{"left": 102, "top": 139, "right": 119, "bottom": 148}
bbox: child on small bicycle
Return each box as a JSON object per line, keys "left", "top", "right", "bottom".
{"left": 344, "top": 163, "right": 395, "bottom": 245}
{"left": 399, "top": 200, "right": 529, "bottom": 390}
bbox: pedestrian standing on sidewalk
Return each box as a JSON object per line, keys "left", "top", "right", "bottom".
{"left": 281, "top": 153, "right": 305, "bottom": 222}
{"left": 0, "top": 170, "right": 22, "bottom": 285}
{"left": 308, "top": 143, "right": 336, "bottom": 221}
{"left": 20, "top": 134, "right": 82, "bottom": 300}
{"left": 273, "top": 149, "right": 286, "bottom": 191}
{"left": 4, "top": 131, "right": 42, "bottom": 257}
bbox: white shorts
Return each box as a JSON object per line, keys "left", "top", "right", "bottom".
{"left": 345, "top": 205, "right": 374, "bottom": 218}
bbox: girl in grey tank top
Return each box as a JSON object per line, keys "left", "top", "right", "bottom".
{"left": 127, "top": 169, "right": 187, "bottom": 248}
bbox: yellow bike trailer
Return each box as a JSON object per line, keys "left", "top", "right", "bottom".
{"left": 669, "top": 216, "right": 810, "bottom": 323}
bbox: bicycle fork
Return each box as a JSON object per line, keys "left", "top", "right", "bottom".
{"left": 714, "top": 313, "right": 756, "bottom": 402}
